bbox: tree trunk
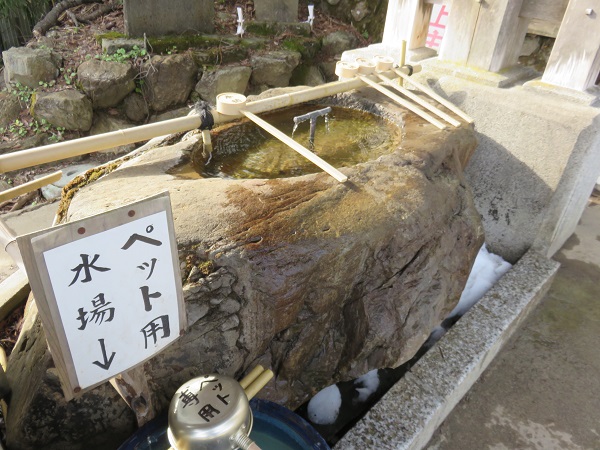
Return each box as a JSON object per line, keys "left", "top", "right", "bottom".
{"left": 32, "top": 0, "right": 102, "bottom": 37}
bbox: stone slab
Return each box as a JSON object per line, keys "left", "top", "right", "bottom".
{"left": 254, "top": 0, "right": 299, "bottom": 23}
{"left": 336, "top": 250, "right": 560, "bottom": 450}
{"left": 523, "top": 79, "right": 600, "bottom": 106}
{"left": 123, "top": 0, "right": 214, "bottom": 37}
{"left": 101, "top": 38, "right": 145, "bottom": 55}
{"left": 423, "top": 59, "right": 538, "bottom": 88}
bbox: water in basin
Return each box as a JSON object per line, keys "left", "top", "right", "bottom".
{"left": 195, "top": 104, "right": 403, "bottom": 179}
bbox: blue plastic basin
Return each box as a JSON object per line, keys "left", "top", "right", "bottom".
{"left": 118, "top": 399, "right": 330, "bottom": 450}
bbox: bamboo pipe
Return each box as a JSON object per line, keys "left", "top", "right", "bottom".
{"left": 393, "top": 69, "right": 474, "bottom": 124}
{"left": 0, "top": 115, "right": 202, "bottom": 174}
{"left": 376, "top": 73, "right": 461, "bottom": 127}
{"left": 357, "top": 75, "right": 447, "bottom": 130}
{"left": 0, "top": 170, "right": 62, "bottom": 203}
{"left": 0, "top": 67, "right": 422, "bottom": 174}
{"left": 244, "top": 369, "right": 274, "bottom": 401}
{"left": 239, "top": 365, "right": 265, "bottom": 390}
{"left": 399, "top": 40, "right": 407, "bottom": 87}
{"left": 241, "top": 110, "right": 348, "bottom": 183}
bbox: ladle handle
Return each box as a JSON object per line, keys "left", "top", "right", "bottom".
{"left": 244, "top": 369, "right": 274, "bottom": 400}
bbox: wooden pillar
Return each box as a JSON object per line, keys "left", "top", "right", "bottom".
{"left": 439, "top": 0, "right": 527, "bottom": 72}
{"left": 382, "top": 0, "right": 434, "bottom": 50}
{"left": 438, "top": 1, "right": 480, "bottom": 63}
{"left": 542, "top": 0, "right": 600, "bottom": 91}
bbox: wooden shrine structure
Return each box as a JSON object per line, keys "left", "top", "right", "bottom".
{"left": 383, "top": 0, "right": 599, "bottom": 92}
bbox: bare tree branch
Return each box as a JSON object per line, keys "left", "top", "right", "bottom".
{"left": 76, "top": 2, "right": 118, "bottom": 23}
{"left": 32, "top": 0, "right": 102, "bottom": 37}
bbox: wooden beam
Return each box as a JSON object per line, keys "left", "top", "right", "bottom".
{"left": 438, "top": 1, "right": 480, "bottom": 64}
{"left": 467, "top": 0, "right": 526, "bottom": 72}
{"left": 520, "top": 0, "right": 569, "bottom": 22}
{"left": 542, "top": 0, "right": 600, "bottom": 91}
{"left": 383, "top": 0, "right": 433, "bottom": 50}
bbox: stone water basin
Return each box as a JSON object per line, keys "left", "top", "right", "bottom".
{"left": 195, "top": 104, "right": 404, "bottom": 180}
{"left": 6, "top": 87, "right": 484, "bottom": 449}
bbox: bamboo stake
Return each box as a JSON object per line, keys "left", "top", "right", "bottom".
{"left": 241, "top": 110, "right": 348, "bottom": 183}
{"left": 393, "top": 69, "right": 475, "bottom": 124}
{"left": 376, "top": 73, "right": 461, "bottom": 127}
{"left": 0, "top": 170, "right": 63, "bottom": 204}
{"left": 399, "top": 40, "right": 407, "bottom": 87}
{"left": 357, "top": 75, "right": 447, "bottom": 130}
{"left": 244, "top": 369, "right": 274, "bottom": 400}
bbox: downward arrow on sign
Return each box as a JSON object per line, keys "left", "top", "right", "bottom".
{"left": 92, "top": 339, "right": 116, "bottom": 370}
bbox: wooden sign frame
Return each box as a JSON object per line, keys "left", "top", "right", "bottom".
{"left": 17, "top": 192, "right": 186, "bottom": 400}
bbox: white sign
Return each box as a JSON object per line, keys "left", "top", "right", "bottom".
{"left": 17, "top": 192, "right": 186, "bottom": 397}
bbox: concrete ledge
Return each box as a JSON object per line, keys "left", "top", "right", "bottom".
{"left": 523, "top": 79, "right": 600, "bottom": 106}
{"left": 335, "top": 249, "right": 559, "bottom": 449}
{"left": 422, "top": 59, "right": 538, "bottom": 88}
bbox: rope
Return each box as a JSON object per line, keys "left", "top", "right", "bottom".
{"left": 194, "top": 101, "right": 215, "bottom": 131}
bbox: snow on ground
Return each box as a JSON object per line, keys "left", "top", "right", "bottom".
{"left": 307, "top": 384, "right": 342, "bottom": 425}
{"left": 449, "top": 244, "right": 512, "bottom": 318}
{"left": 354, "top": 369, "right": 380, "bottom": 402}
{"left": 305, "top": 244, "right": 512, "bottom": 428}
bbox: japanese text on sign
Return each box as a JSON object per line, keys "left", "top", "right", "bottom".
{"left": 41, "top": 210, "right": 181, "bottom": 390}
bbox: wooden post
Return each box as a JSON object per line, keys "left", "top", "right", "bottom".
{"left": 438, "top": 1, "right": 480, "bottom": 64}
{"left": 382, "top": 0, "right": 433, "bottom": 51}
{"left": 110, "top": 366, "right": 156, "bottom": 427}
{"left": 542, "top": 0, "right": 600, "bottom": 91}
{"left": 440, "top": 0, "right": 528, "bottom": 72}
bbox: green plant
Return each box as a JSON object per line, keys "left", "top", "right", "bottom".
{"left": 38, "top": 79, "right": 56, "bottom": 89}
{"left": 48, "top": 126, "right": 66, "bottom": 142}
{"left": 134, "top": 78, "right": 145, "bottom": 94}
{"left": 0, "top": 117, "right": 66, "bottom": 142}
{"left": 11, "top": 82, "right": 34, "bottom": 104}
{"left": 166, "top": 46, "right": 178, "bottom": 55}
{"left": 96, "top": 45, "right": 148, "bottom": 63}
{"left": 8, "top": 119, "right": 27, "bottom": 137}
{"left": 32, "top": 118, "right": 52, "bottom": 134}
{"left": 60, "top": 67, "right": 77, "bottom": 85}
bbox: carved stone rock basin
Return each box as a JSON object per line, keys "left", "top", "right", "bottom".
{"left": 6, "top": 87, "right": 484, "bottom": 449}
{"left": 193, "top": 103, "right": 404, "bottom": 179}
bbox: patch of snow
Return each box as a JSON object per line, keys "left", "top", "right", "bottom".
{"left": 449, "top": 243, "right": 512, "bottom": 318}
{"left": 354, "top": 369, "right": 380, "bottom": 402}
{"left": 307, "top": 384, "right": 342, "bottom": 425}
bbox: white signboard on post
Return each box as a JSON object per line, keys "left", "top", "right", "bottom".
{"left": 17, "top": 192, "right": 186, "bottom": 398}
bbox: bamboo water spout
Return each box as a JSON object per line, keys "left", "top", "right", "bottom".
{"left": 0, "top": 67, "right": 420, "bottom": 174}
